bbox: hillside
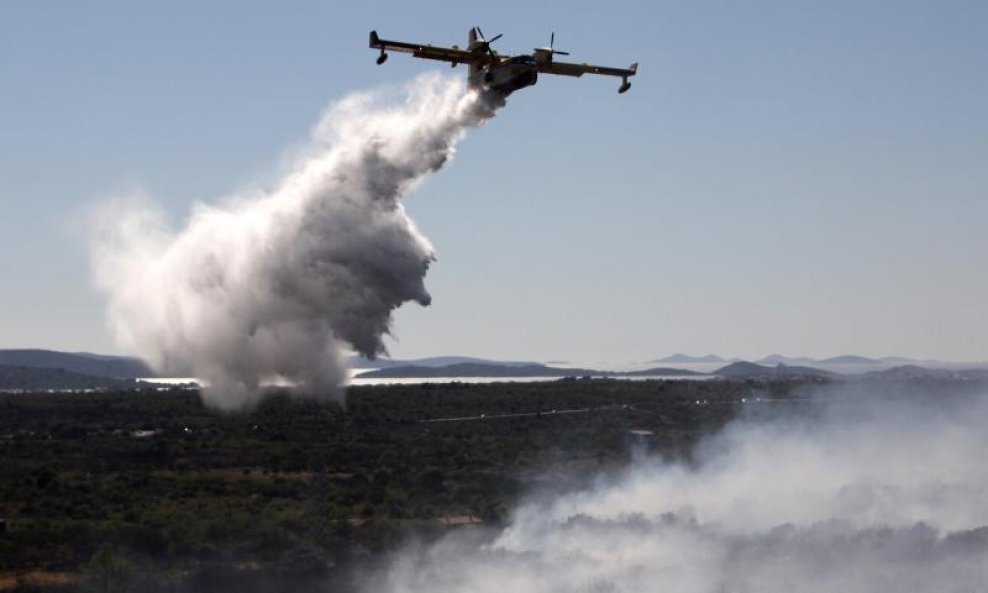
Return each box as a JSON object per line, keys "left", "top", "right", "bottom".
{"left": 348, "top": 355, "right": 541, "bottom": 369}
{"left": 356, "top": 362, "right": 702, "bottom": 379}
{"left": 651, "top": 354, "right": 728, "bottom": 364}
{"left": 0, "top": 349, "right": 153, "bottom": 378}
{"left": 714, "top": 361, "right": 836, "bottom": 380}
{"left": 755, "top": 354, "right": 816, "bottom": 366}
{"left": 0, "top": 365, "right": 138, "bottom": 391}
{"left": 818, "top": 355, "right": 881, "bottom": 364}
{"left": 861, "top": 365, "right": 988, "bottom": 382}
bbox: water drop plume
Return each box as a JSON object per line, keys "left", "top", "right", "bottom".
{"left": 89, "top": 74, "right": 501, "bottom": 409}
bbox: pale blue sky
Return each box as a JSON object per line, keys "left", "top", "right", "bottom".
{"left": 2, "top": 0, "right": 986, "bottom": 363}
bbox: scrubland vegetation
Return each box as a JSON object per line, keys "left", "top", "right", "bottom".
{"left": 0, "top": 378, "right": 826, "bottom": 591}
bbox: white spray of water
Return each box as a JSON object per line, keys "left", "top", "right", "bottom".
{"left": 370, "top": 389, "right": 988, "bottom": 593}
{"left": 89, "top": 74, "right": 500, "bottom": 409}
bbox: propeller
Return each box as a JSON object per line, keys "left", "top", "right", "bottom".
{"left": 535, "top": 32, "right": 570, "bottom": 56}
{"left": 474, "top": 26, "right": 503, "bottom": 56}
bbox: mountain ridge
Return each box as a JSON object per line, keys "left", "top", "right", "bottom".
{"left": 356, "top": 362, "right": 702, "bottom": 379}
{"left": 651, "top": 353, "right": 731, "bottom": 364}
{"left": 0, "top": 364, "right": 138, "bottom": 391}
{"left": 0, "top": 349, "right": 154, "bottom": 378}
{"left": 713, "top": 361, "right": 837, "bottom": 380}
{"left": 348, "top": 355, "right": 542, "bottom": 369}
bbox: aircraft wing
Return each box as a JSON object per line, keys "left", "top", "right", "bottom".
{"left": 370, "top": 31, "right": 477, "bottom": 64}
{"left": 538, "top": 60, "right": 639, "bottom": 79}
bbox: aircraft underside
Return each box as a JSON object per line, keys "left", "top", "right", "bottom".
{"left": 470, "top": 63, "right": 539, "bottom": 97}
{"left": 471, "top": 65, "right": 539, "bottom": 97}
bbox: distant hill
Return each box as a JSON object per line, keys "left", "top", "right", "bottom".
{"left": 714, "top": 361, "right": 836, "bottom": 380}
{"left": 348, "top": 355, "right": 541, "bottom": 370}
{"left": 861, "top": 365, "right": 988, "bottom": 382}
{"left": 621, "top": 367, "right": 704, "bottom": 378}
{"left": 0, "top": 365, "right": 138, "bottom": 391}
{"left": 878, "top": 356, "right": 932, "bottom": 364}
{"left": 818, "top": 355, "right": 880, "bottom": 365}
{"left": 651, "top": 353, "right": 728, "bottom": 364}
{"left": 715, "top": 361, "right": 775, "bottom": 379}
{"left": 750, "top": 354, "right": 940, "bottom": 369}
{"left": 755, "top": 354, "right": 816, "bottom": 366}
{"left": 356, "top": 363, "right": 702, "bottom": 379}
{"left": 754, "top": 354, "right": 933, "bottom": 367}
{"left": 358, "top": 363, "right": 574, "bottom": 379}
{"left": 0, "top": 349, "right": 154, "bottom": 378}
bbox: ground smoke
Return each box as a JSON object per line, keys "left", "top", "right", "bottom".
{"left": 371, "top": 389, "right": 988, "bottom": 593}
{"left": 90, "top": 74, "right": 499, "bottom": 409}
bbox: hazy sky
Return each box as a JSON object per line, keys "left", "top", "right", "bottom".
{"left": 2, "top": 0, "right": 986, "bottom": 363}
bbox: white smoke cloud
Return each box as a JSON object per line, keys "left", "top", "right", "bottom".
{"left": 370, "top": 389, "right": 988, "bottom": 593}
{"left": 89, "top": 74, "right": 500, "bottom": 409}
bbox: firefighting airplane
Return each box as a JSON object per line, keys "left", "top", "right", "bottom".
{"left": 369, "top": 27, "right": 638, "bottom": 96}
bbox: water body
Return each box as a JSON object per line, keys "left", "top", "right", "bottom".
{"left": 138, "top": 374, "right": 715, "bottom": 389}
{"left": 350, "top": 374, "right": 715, "bottom": 386}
